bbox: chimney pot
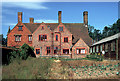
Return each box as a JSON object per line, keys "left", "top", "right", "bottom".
{"left": 30, "top": 18, "right": 34, "bottom": 23}
{"left": 18, "top": 12, "right": 22, "bottom": 22}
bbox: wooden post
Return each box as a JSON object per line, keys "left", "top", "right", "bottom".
{"left": 116, "top": 39, "right": 118, "bottom": 60}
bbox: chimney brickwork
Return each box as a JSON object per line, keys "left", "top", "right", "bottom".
{"left": 83, "top": 11, "right": 88, "bottom": 25}
{"left": 30, "top": 18, "right": 34, "bottom": 23}
{"left": 58, "top": 11, "right": 62, "bottom": 23}
{"left": 18, "top": 12, "right": 22, "bottom": 22}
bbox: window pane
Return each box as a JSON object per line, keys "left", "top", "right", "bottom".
{"left": 81, "top": 49, "right": 85, "bottom": 54}
{"left": 29, "top": 35, "right": 32, "bottom": 41}
{"left": 64, "top": 37, "right": 68, "bottom": 42}
{"left": 63, "top": 49, "right": 69, "bottom": 54}
{"left": 36, "top": 49, "right": 40, "bottom": 54}
{"left": 56, "top": 35, "right": 58, "bottom": 41}
{"left": 59, "top": 27, "right": 63, "bottom": 31}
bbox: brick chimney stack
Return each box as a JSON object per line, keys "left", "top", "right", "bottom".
{"left": 30, "top": 18, "right": 34, "bottom": 24}
{"left": 58, "top": 11, "right": 62, "bottom": 23}
{"left": 83, "top": 11, "right": 88, "bottom": 25}
{"left": 18, "top": 12, "right": 22, "bottom": 22}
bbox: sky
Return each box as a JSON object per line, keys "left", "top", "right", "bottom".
{"left": 1, "top": 2, "right": 119, "bottom": 38}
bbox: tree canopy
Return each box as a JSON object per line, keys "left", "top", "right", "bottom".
{"left": 88, "top": 19, "right": 120, "bottom": 42}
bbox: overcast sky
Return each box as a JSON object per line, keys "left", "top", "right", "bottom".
{"left": 1, "top": 2, "right": 119, "bottom": 38}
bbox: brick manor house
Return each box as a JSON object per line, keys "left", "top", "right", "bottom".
{"left": 7, "top": 11, "right": 92, "bottom": 58}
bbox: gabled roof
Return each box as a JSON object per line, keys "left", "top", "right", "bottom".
{"left": 92, "top": 33, "right": 120, "bottom": 46}
{"left": 23, "top": 23, "right": 92, "bottom": 46}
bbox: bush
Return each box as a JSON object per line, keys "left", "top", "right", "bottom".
{"left": 7, "top": 43, "right": 35, "bottom": 64}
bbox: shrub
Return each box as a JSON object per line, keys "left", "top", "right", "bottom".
{"left": 86, "top": 55, "right": 103, "bottom": 61}
{"left": 7, "top": 43, "right": 35, "bottom": 64}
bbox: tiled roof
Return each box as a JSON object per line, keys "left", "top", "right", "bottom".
{"left": 92, "top": 33, "right": 120, "bottom": 46}
{"left": 23, "top": 23, "right": 92, "bottom": 46}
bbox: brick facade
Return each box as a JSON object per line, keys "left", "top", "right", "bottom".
{"left": 7, "top": 11, "right": 92, "bottom": 58}
{"left": 72, "top": 38, "right": 89, "bottom": 58}
{"left": 7, "top": 22, "right": 32, "bottom": 48}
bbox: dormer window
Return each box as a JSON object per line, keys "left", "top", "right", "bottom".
{"left": 18, "top": 25, "right": 23, "bottom": 31}
{"left": 59, "top": 26, "right": 63, "bottom": 31}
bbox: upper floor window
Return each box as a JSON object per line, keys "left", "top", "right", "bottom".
{"left": 41, "top": 26, "right": 44, "bottom": 30}
{"left": 28, "top": 35, "right": 32, "bottom": 41}
{"left": 64, "top": 37, "right": 68, "bottom": 42}
{"left": 39, "top": 35, "right": 47, "bottom": 41}
{"left": 15, "top": 35, "right": 21, "bottom": 42}
{"left": 55, "top": 35, "right": 58, "bottom": 41}
{"left": 59, "top": 26, "right": 63, "bottom": 31}
{"left": 18, "top": 25, "right": 23, "bottom": 31}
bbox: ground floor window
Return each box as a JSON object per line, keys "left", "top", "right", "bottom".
{"left": 54, "top": 47, "right": 58, "bottom": 54}
{"left": 46, "top": 47, "right": 50, "bottom": 54}
{"left": 36, "top": 48, "right": 40, "bottom": 54}
{"left": 76, "top": 48, "right": 85, "bottom": 54}
{"left": 63, "top": 49, "right": 69, "bottom": 54}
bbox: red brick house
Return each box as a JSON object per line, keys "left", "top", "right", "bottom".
{"left": 7, "top": 11, "right": 92, "bottom": 58}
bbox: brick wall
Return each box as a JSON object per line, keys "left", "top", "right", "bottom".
{"left": 72, "top": 38, "right": 89, "bottom": 58}
{"left": 32, "top": 23, "right": 52, "bottom": 55}
{"left": 7, "top": 22, "right": 32, "bottom": 48}
{"left": 53, "top": 23, "right": 72, "bottom": 54}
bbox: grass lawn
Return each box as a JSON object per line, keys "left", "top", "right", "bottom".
{"left": 2, "top": 57, "right": 120, "bottom": 79}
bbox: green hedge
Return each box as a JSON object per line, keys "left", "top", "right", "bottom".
{"left": 86, "top": 55, "right": 103, "bottom": 61}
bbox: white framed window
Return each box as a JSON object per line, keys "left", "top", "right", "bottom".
{"left": 28, "top": 35, "right": 32, "bottom": 41}
{"left": 15, "top": 35, "right": 21, "bottom": 41}
{"left": 96, "top": 46, "right": 99, "bottom": 52}
{"left": 76, "top": 48, "right": 85, "bottom": 54}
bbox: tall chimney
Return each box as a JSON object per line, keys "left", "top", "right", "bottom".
{"left": 83, "top": 11, "right": 88, "bottom": 25}
{"left": 18, "top": 12, "right": 22, "bottom": 22}
{"left": 30, "top": 18, "right": 34, "bottom": 23}
{"left": 58, "top": 11, "right": 62, "bottom": 23}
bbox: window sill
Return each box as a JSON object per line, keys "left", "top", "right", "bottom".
{"left": 15, "top": 41, "right": 21, "bottom": 42}
{"left": 18, "top": 30, "right": 23, "bottom": 31}
{"left": 28, "top": 41, "right": 32, "bottom": 43}
{"left": 38, "top": 40, "right": 47, "bottom": 42}
{"left": 76, "top": 53, "right": 86, "bottom": 55}
{"left": 64, "top": 42, "right": 68, "bottom": 43}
